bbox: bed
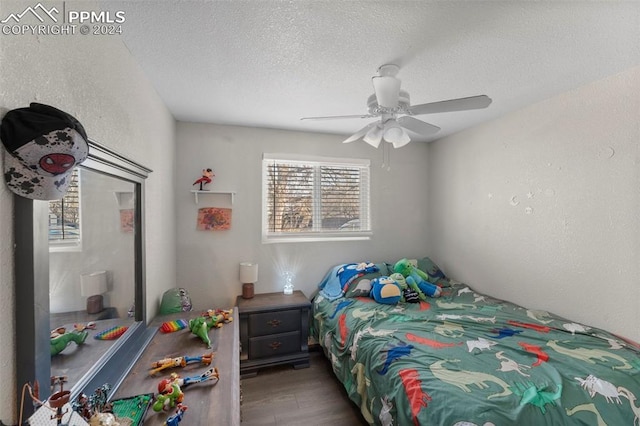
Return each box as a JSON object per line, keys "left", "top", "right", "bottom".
{"left": 311, "top": 258, "right": 640, "bottom": 425}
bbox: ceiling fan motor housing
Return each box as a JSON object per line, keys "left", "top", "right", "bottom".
{"left": 367, "top": 90, "right": 410, "bottom": 115}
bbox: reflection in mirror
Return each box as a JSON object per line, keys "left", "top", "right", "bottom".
{"left": 49, "top": 168, "right": 136, "bottom": 389}
{"left": 15, "top": 140, "right": 152, "bottom": 420}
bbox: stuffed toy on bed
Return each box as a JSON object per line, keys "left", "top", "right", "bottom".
{"left": 390, "top": 272, "right": 420, "bottom": 303}
{"left": 370, "top": 276, "right": 402, "bottom": 304}
{"left": 393, "top": 258, "right": 442, "bottom": 298}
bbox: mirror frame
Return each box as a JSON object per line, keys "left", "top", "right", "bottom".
{"left": 14, "top": 139, "right": 153, "bottom": 417}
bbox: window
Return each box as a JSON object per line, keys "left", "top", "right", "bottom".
{"left": 262, "top": 154, "right": 371, "bottom": 242}
{"left": 48, "top": 168, "right": 81, "bottom": 251}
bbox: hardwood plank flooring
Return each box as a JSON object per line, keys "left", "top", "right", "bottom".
{"left": 240, "top": 350, "right": 368, "bottom": 425}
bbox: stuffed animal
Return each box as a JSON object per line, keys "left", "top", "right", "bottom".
{"left": 189, "top": 316, "right": 214, "bottom": 348}
{"left": 390, "top": 272, "right": 420, "bottom": 303}
{"left": 370, "top": 276, "right": 402, "bottom": 304}
{"left": 393, "top": 258, "right": 442, "bottom": 298}
{"left": 50, "top": 328, "right": 88, "bottom": 356}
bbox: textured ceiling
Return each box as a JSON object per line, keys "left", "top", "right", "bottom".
{"left": 114, "top": 1, "right": 640, "bottom": 143}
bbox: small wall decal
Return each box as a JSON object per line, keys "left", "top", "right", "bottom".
{"left": 197, "top": 207, "right": 231, "bottom": 231}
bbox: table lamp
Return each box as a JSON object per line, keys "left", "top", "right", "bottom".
{"left": 81, "top": 270, "right": 108, "bottom": 314}
{"left": 240, "top": 262, "right": 258, "bottom": 299}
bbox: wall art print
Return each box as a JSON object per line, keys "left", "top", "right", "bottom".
{"left": 197, "top": 207, "right": 232, "bottom": 231}
{"left": 120, "top": 209, "right": 134, "bottom": 233}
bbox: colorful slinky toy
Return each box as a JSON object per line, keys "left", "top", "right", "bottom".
{"left": 94, "top": 325, "right": 129, "bottom": 340}
{"left": 159, "top": 319, "right": 188, "bottom": 333}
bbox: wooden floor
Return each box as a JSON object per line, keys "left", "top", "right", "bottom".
{"left": 240, "top": 350, "right": 368, "bottom": 425}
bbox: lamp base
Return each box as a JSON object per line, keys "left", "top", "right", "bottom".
{"left": 242, "top": 283, "right": 255, "bottom": 299}
{"left": 86, "top": 295, "right": 104, "bottom": 314}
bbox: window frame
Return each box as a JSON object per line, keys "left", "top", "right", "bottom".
{"left": 262, "top": 153, "right": 372, "bottom": 243}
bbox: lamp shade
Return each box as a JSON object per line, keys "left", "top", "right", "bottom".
{"left": 239, "top": 262, "right": 258, "bottom": 283}
{"left": 80, "top": 271, "right": 108, "bottom": 296}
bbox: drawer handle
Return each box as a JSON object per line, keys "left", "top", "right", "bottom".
{"left": 267, "top": 319, "right": 282, "bottom": 327}
{"left": 269, "top": 341, "right": 282, "bottom": 350}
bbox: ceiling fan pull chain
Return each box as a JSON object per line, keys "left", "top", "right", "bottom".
{"left": 386, "top": 143, "right": 392, "bottom": 172}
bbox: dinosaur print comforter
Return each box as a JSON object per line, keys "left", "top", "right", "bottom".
{"left": 311, "top": 281, "right": 640, "bottom": 425}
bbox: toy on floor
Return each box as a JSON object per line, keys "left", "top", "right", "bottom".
{"left": 152, "top": 368, "right": 218, "bottom": 412}
{"left": 51, "top": 328, "right": 88, "bottom": 356}
{"left": 74, "top": 321, "right": 97, "bottom": 332}
{"left": 393, "top": 258, "right": 442, "bottom": 299}
{"left": 192, "top": 168, "right": 214, "bottom": 190}
{"left": 149, "top": 353, "right": 214, "bottom": 375}
{"left": 165, "top": 404, "right": 188, "bottom": 426}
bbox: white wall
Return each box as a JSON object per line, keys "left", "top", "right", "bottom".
{"left": 0, "top": 3, "right": 177, "bottom": 421}
{"left": 428, "top": 66, "right": 640, "bottom": 343}
{"left": 175, "top": 122, "right": 431, "bottom": 309}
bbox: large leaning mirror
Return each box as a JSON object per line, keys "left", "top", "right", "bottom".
{"left": 14, "top": 140, "right": 153, "bottom": 418}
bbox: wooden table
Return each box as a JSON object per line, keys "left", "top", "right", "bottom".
{"left": 112, "top": 309, "right": 240, "bottom": 426}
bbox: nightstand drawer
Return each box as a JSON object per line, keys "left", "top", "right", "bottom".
{"left": 249, "top": 331, "right": 301, "bottom": 359}
{"left": 248, "top": 309, "right": 300, "bottom": 337}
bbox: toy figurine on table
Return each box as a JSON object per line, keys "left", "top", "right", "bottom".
{"left": 149, "top": 353, "right": 214, "bottom": 375}
{"left": 153, "top": 376, "right": 184, "bottom": 412}
{"left": 152, "top": 368, "right": 219, "bottom": 412}
{"left": 165, "top": 404, "right": 188, "bottom": 426}
{"left": 202, "top": 308, "right": 233, "bottom": 328}
{"left": 192, "top": 168, "right": 214, "bottom": 190}
{"left": 71, "top": 383, "right": 113, "bottom": 423}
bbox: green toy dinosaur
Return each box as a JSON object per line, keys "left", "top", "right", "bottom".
{"left": 394, "top": 258, "right": 442, "bottom": 298}
{"left": 51, "top": 329, "right": 88, "bottom": 356}
{"left": 189, "top": 316, "right": 214, "bottom": 348}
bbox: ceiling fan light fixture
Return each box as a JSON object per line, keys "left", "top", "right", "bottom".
{"left": 363, "top": 124, "right": 383, "bottom": 148}
{"left": 391, "top": 132, "right": 411, "bottom": 148}
{"left": 383, "top": 122, "right": 410, "bottom": 148}
{"left": 343, "top": 122, "right": 377, "bottom": 144}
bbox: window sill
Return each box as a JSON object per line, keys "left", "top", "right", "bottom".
{"left": 262, "top": 232, "right": 372, "bottom": 244}
{"left": 49, "top": 242, "right": 83, "bottom": 253}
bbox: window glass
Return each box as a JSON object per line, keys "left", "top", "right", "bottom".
{"left": 262, "top": 154, "right": 371, "bottom": 242}
{"left": 49, "top": 168, "right": 81, "bottom": 250}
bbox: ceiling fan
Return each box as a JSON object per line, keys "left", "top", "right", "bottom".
{"left": 301, "top": 64, "right": 492, "bottom": 148}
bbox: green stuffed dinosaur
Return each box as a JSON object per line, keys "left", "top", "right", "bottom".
{"left": 394, "top": 258, "right": 442, "bottom": 298}
{"left": 189, "top": 316, "right": 215, "bottom": 348}
{"left": 51, "top": 329, "right": 88, "bottom": 356}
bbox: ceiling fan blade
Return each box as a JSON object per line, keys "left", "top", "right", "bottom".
{"left": 343, "top": 122, "right": 378, "bottom": 144}
{"left": 408, "top": 95, "right": 492, "bottom": 115}
{"left": 372, "top": 76, "right": 401, "bottom": 108}
{"left": 301, "top": 114, "right": 375, "bottom": 121}
{"left": 397, "top": 116, "right": 440, "bottom": 136}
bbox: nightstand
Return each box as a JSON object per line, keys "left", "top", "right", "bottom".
{"left": 236, "top": 290, "right": 311, "bottom": 377}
